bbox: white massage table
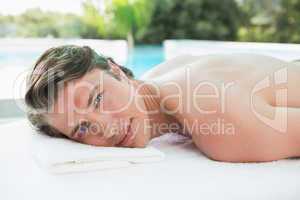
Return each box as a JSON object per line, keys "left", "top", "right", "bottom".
{"left": 1, "top": 119, "right": 300, "bottom": 200}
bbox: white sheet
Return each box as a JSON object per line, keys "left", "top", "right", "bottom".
{"left": 31, "top": 131, "right": 164, "bottom": 174}
{"left": 1, "top": 119, "right": 300, "bottom": 200}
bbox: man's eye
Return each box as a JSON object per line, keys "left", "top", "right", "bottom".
{"left": 94, "top": 93, "right": 103, "bottom": 108}
{"left": 78, "top": 126, "right": 88, "bottom": 138}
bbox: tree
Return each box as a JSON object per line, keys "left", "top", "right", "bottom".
{"left": 275, "top": 0, "right": 300, "bottom": 43}
{"left": 11, "top": 8, "right": 84, "bottom": 38}
{"left": 15, "top": 8, "right": 59, "bottom": 37}
{"left": 80, "top": 0, "right": 106, "bottom": 39}
{"left": 0, "top": 14, "right": 16, "bottom": 37}
{"left": 139, "top": 0, "right": 242, "bottom": 43}
{"left": 104, "top": 0, "right": 154, "bottom": 48}
{"left": 236, "top": 0, "right": 300, "bottom": 43}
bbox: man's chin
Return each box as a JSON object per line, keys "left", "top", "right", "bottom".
{"left": 132, "top": 132, "right": 150, "bottom": 148}
{"left": 133, "top": 142, "right": 148, "bottom": 148}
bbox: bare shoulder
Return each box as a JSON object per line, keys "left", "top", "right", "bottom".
{"left": 139, "top": 53, "right": 289, "bottom": 81}
{"left": 140, "top": 54, "right": 201, "bottom": 81}
{"left": 185, "top": 53, "right": 290, "bottom": 76}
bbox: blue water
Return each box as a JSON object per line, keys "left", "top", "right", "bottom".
{"left": 0, "top": 45, "right": 164, "bottom": 78}
{"left": 126, "top": 45, "right": 164, "bottom": 78}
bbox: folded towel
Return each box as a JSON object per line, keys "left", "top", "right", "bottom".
{"left": 31, "top": 132, "right": 165, "bottom": 174}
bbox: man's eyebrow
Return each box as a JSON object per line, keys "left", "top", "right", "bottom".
{"left": 87, "top": 84, "right": 99, "bottom": 108}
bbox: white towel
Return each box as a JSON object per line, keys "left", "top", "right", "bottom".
{"left": 31, "top": 132, "right": 165, "bottom": 174}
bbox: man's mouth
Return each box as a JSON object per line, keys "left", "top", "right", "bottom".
{"left": 116, "top": 118, "right": 133, "bottom": 147}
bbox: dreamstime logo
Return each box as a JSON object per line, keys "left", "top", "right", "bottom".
{"left": 250, "top": 67, "right": 288, "bottom": 133}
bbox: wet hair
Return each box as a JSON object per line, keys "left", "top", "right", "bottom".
{"left": 25, "top": 45, "right": 134, "bottom": 138}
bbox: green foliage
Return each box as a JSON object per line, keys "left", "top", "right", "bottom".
{"left": 104, "top": 0, "right": 154, "bottom": 44}
{"left": 1, "top": 0, "right": 300, "bottom": 44}
{"left": 80, "top": 1, "right": 106, "bottom": 38}
{"left": 139, "top": 0, "right": 242, "bottom": 43}
{"left": 237, "top": 0, "right": 278, "bottom": 42}
{"left": 1, "top": 8, "right": 85, "bottom": 38}
{"left": 237, "top": 0, "right": 300, "bottom": 43}
{"left": 80, "top": 0, "right": 154, "bottom": 44}
{"left": 275, "top": 0, "right": 300, "bottom": 42}
{"left": 15, "top": 9, "right": 59, "bottom": 37}
{"left": 0, "top": 14, "right": 16, "bottom": 37}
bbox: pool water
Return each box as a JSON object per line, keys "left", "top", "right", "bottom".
{"left": 126, "top": 45, "right": 164, "bottom": 78}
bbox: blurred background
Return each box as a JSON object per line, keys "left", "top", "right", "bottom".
{"left": 1, "top": 0, "right": 300, "bottom": 72}
{"left": 1, "top": 0, "right": 300, "bottom": 73}
{"left": 2, "top": 0, "right": 300, "bottom": 43}
{"left": 0, "top": 0, "right": 300, "bottom": 122}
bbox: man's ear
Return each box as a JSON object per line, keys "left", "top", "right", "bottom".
{"left": 108, "top": 60, "right": 121, "bottom": 76}
{"left": 108, "top": 59, "right": 130, "bottom": 82}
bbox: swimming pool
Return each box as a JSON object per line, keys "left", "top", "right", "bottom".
{"left": 126, "top": 45, "right": 164, "bottom": 77}
{"left": 0, "top": 44, "right": 164, "bottom": 78}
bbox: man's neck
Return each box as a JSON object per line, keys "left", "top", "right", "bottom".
{"left": 134, "top": 80, "right": 181, "bottom": 139}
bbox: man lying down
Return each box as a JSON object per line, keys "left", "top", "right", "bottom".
{"left": 25, "top": 45, "right": 300, "bottom": 163}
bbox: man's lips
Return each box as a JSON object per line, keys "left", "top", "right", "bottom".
{"left": 116, "top": 118, "right": 133, "bottom": 147}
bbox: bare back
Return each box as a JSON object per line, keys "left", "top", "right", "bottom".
{"left": 142, "top": 54, "right": 300, "bottom": 162}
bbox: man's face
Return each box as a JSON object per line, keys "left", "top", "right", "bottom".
{"left": 46, "top": 64, "right": 152, "bottom": 148}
